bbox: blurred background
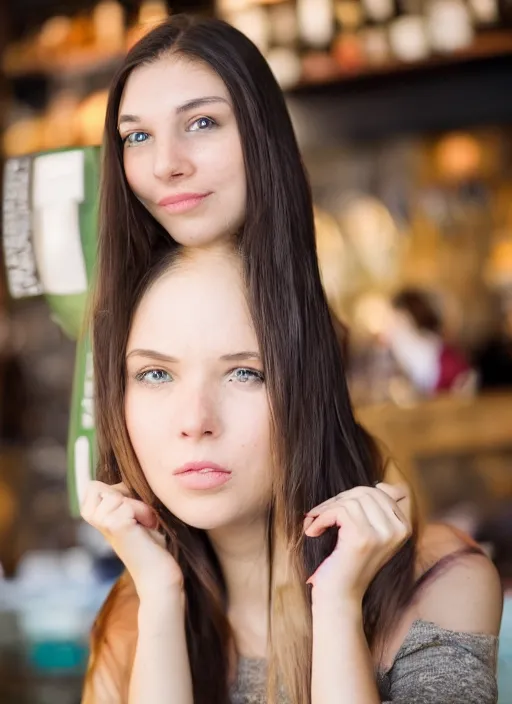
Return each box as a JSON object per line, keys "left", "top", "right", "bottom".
{"left": 1, "top": 1, "right": 512, "bottom": 702}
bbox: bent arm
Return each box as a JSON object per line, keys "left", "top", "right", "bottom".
{"left": 129, "top": 593, "right": 193, "bottom": 704}
{"left": 82, "top": 573, "right": 194, "bottom": 704}
{"left": 311, "top": 597, "right": 380, "bottom": 704}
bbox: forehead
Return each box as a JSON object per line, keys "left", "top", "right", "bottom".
{"left": 129, "top": 256, "right": 257, "bottom": 351}
{"left": 119, "top": 55, "right": 230, "bottom": 115}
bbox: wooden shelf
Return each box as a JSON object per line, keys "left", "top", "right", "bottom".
{"left": 358, "top": 392, "right": 512, "bottom": 459}
{"left": 357, "top": 392, "right": 512, "bottom": 515}
{"left": 290, "top": 31, "right": 512, "bottom": 94}
{"left": 5, "top": 30, "right": 512, "bottom": 88}
{"left": 2, "top": 48, "right": 124, "bottom": 81}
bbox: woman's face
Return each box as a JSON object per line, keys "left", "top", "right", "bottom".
{"left": 119, "top": 56, "right": 246, "bottom": 247}
{"left": 125, "top": 251, "right": 272, "bottom": 531}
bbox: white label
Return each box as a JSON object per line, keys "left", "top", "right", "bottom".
{"left": 31, "top": 151, "right": 88, "bottom": 295}
{"left": 32, "top": 150, "right": 85, "bottom": 206}
{"left": 81, "top": 350, "right": 95, "bottom": 431}
{"left": 74, "top": 435, "right": 92, "bottom": 509}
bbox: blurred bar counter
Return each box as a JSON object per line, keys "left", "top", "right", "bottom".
{"left": 359, "top": 391, "right": 512, "bottom": 478}
{"left": 359, "top": 391, "right": 512, "bottom": 578}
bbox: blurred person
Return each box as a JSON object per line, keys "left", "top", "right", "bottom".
{"left": 384, "top": 287, "right": 474, "bottom": 396}
{"left": 82, "top": 16, "right": 501, "bottom": 704}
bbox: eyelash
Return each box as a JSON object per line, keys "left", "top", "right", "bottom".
{"left": 135, "top": 369, "right": 172, "bottom": 385}
{"left": 134, "top": 367, "right": 264, "bottom": 386}
{"left": 188, "top": 116, "right": 218, "bottom": 132}
{"left": 229, "top": 368, "right": 265, "bottom": 385}
{"left": 122, "top": 116, "right": 218, "bottom": 146}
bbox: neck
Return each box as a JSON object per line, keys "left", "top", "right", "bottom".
{"left": 188, "top": 235, "right": 238, "bottom": 257}
{"left": 208, "top": 515, "right": 269, "bottom": 610}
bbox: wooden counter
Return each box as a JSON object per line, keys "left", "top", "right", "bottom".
{"left": 357, "top": 392, "right": 512, "bottom": 515}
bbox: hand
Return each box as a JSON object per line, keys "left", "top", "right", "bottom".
{"left": 80, "top": 481, "right": 183, "bottom": 601}
{"left": 304, "top": 482, "right": 412, "bottom": 604}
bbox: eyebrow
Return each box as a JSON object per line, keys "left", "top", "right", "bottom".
{"left": 118, "top": 96, "right": 230, "bottom": 127}
{"left": 126, "top": 349, "right": 261, "bottom": 363}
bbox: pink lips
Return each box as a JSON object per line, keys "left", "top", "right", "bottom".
{"left": 172, "top": 462, "right": 232, "bottom": 490}
{"left": 157, "top": 192, "right": 211, "bottom": 214}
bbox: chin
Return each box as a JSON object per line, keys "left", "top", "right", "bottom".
{"left": 171, "top": 510, "right": 236, "bottom": 532}
{"left": 159, "top": 216, "right": 243, "bottom": 248}
{"left": 169, "top": 231, "right": 230, "bottom": 248}
{"left": 165, "top": 496, "right": 251, "bottom": 533}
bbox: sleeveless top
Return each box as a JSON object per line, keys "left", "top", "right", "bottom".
{"left": 82, "top": 574, "right": 499, "bottom": 704}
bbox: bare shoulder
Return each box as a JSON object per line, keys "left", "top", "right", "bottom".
{"left": 413, "top": 522, "right": 503, "bottom": 636}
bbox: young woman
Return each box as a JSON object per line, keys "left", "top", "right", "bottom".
{"left": 81, "top": 15, "right": 502, "bottom": 704}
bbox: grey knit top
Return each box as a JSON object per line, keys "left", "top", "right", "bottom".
{"left": 230, "top": 619, "right": 499, "bottom": 704}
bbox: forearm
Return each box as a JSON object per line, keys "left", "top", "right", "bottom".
{"left": 311, "top": 596, "right": 380, "bottom": 704}
{"left": 129, "top": 594, "right": 193, "bottom": 704}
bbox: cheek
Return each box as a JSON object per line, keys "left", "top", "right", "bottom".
{"left": 125, "top": 391, "right": 161, "bottom": 460}
{"left": 223, "top": 148, "right": 245, "bottom": 188}
{"left": 235, "top": 396, "right": 272, "bottom": 465}
{"left": 123, "top": 153, "right": 150, "bottom": 200}
{"left": 198, "top": 132, "right": 245, "bottom": 187}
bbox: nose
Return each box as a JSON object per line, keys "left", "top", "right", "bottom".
{"left": 153, "top": 134, "right": 193, "bottom": 182}
{"left": 177, "top": 386, "right": 221, "bottom": 440}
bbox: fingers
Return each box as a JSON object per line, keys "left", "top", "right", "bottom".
{"left": 305, "top": 495, "right": 390, "bottom": 539}
{"left": 99, "top": 496, "right": 137, "bottom": 534}
{"left": 80, "top": 480, "right": 158, "bottom": 532}
{"left": 306, "top": 483, "right": 409, "bottom": 519}
{"left": 304, "top": 483, "right": 411, "bottom": 540}
{"left": 109, "top": 482, "right": 132, "bottom": 497}
{"left": 373, "top": 484, "right": 410, "bottom": 526}
{"left": 106, "top": 483, "right": 158, "bottom": 529}
{"left": 354, "top": 493, "right": 395, "bottom": 535}
{"left": 80, "top": 480, "right": 108, "bottom": 520}
{"left": 306, "top": 482, "right": 406, "bottom": 515}
{"left": 93, "top": 490, "right": 125, "bottom": 524}
{"left": 128, "top": 500, "right": 159, "bottom": 530}
{"left": 375, "top": 481, "right": 408, "bottom": 504}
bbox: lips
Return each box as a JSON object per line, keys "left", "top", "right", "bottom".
{"left": 173, "top": 461, "right": 230, "bottom": 475}
{"left": 172, "top": 462, "right": 232, "bottom": 491}
{"left": 158, "top": 192, "right": 210, "bottom": 207}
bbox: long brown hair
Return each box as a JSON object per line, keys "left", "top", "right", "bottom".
{"left": 91, "top": 15, "right": 418, "bottom": 704}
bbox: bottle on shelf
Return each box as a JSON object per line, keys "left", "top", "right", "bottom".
{"left": 358, "top": 0, "right": 394, "bottom": 65}
{"left": 332, "top": 0, "right": 367, "bottom": 72}
{"left": 426, "top": 0, "right": 475, "bottom": 54}
{"left": 297, "top": 0, "right": 335, "bottom": 49}
{"left": 387, "top": 0, "right": 432, "bottom": 62}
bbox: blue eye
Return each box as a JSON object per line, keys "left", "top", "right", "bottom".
{"left": 136, "top": 369, "right": 172, "bottom": 385}
{"left": 229, "top": 368, "right": 264, "bottom": 384}
{"left": 188, "top": 117, "right": 217, "bottom": 132}
{"left": 123, "top": 132, "right": 149, "bottom": 146}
